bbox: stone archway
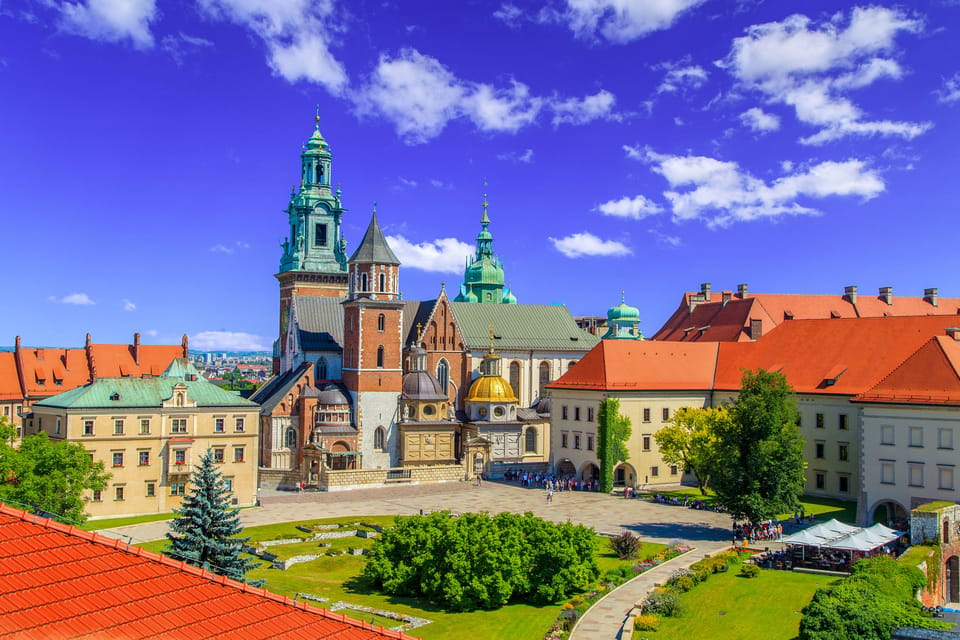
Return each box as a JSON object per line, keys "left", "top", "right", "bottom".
{"left": 948, "top": 556, "right": 960, "bottom": 604}
{"left": 580, "top": 462, "right": 599, "bottom": 482}
{"left": 614, "top": 462, "right": 637, "bottom": 487}
{"left": 870, "top": 500, "right": 909, "bottom": 528}
{"left": 556, "top": 459, "right": 576, "bottom": 476}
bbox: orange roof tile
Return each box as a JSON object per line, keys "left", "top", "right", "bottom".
{"left": 17, "top": 348, "right": 91, "bottom": 397}
{"left": 88, "top": 344, "right": 185, "bottom": 378}
{"left": 0, "top": 504, "right": 413, "bottom": 640}
{"left": 0, "top": 353, "right": 20, "bottom": 401}
{"left": 854, "top": 335, "right": 960, "bottom": 405}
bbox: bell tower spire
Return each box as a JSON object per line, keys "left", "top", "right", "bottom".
{"left": 454, "top": 181, "right": 517, "bottom": 304}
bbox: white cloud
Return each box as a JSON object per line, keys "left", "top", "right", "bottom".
{"left": 160, "top": 32, "right": 213, "bottom": 65}
{"left": 937, "top": 72, "right": 960, "bottom": 104}
{"left": 548, "top": 232, "right": 631, "bottom": 258}
{"left": 639, "top": 147, "right": 884, "bottom": 227}
{"left": 430, "top": 178, "right": 452, "bottom": 189}
{"left": 385, "top": 235, "right": 473, "bottom": 274}
{"left": 721, "top": 7, "right": 930, "bottom": 145}
{"left": 209, "top": 241, "right": 250, "bottom": 253}
{"left": 551, "top": 89, "right": 618, "bottom": 125}
{"left": 657, "top": 65, "right": 708, "bottom": 94}
{"left": 596, "top": 195, "right": 663, "bottom": 220}
{"left": 49, "top": 293, "right": 95, "bottom": 305}
{"left": 60, "top": 0, "right": 157, "bottom": 48}
{"left": 649, "top": 229, "right": 682, "bottom": 247}
{"left": 145, "top": 329, "right": 159, "bottom": 337}
{"left": 563, "top": 0, "right": 705, "bottom": 43}
{"left": 498, "top": 148, "right": 535, "bottom": 163}
{"left": 122, "top": 299, "right": 136, "bottom": 312}
{"left": 190, "top": 330, "right": 269, "bottom": 351}
{"left": 398, "top": 177, "right": 418, "bottom": 188}
{"left": 199, "top": 0, "right": 347, "bottom": 93}
{"left": 740, "top": 107, "right": 780, "bottom": 133}
{"left": 493, "top": 3, "right": 523, "bottom": 26}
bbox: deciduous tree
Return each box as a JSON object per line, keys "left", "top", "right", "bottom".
{"left": 655, "top": 407, "right": 728, "bottom": 495}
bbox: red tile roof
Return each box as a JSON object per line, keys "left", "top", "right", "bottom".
{"left": 0, "top": 504, "right": 413, "bottom": 640}
{"left": 854, "top": 335, "right": 960, "bottom": 406}
{"left": 0, "top": 353, "right": 20, "bottom": 401}
{"left": 88, "top": 343, "right": 185, "bottom": 378}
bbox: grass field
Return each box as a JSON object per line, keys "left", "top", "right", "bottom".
{"left": 633, "top": 568, "right": 838, "bottom": 640}
{"left": 642, "top": 488, "right": 857, "bottom": 524}
{"left": 140, "top": 515, "right": 667, "bottom": 640}
{"left": 81, "top": 512, "right": 175, "bottom": 531}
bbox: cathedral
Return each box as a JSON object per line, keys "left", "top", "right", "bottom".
{"left": 253, "top": 115, "right": 598, "bottom": 489}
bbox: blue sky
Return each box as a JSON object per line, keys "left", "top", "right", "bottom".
{"left": 2, "top": 0, "right": 959, "bottom": 351}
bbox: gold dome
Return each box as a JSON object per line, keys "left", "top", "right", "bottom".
{"left": 466, "top": 375, "right": 518, "bottom": 403}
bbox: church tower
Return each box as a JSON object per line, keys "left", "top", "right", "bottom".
{"left": 454, "top": 190, "right": 517, "bottom": 304}
{"left": 342, "top": 209, "right": 404, "bottom": 467}
{"left": 276, "top": 111, "right": 350, "bottom": 364}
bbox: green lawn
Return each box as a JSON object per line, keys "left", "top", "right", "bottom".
{"left": 139, "top": 515, "right": 666, "bottom": 640}
{"left": 81, "top": 512, "right": 176, "bottom": 531}
{"left": 641, "top": 488, "right": 857, "bottom": 524}
{"left": 634, "top": 568, "right": 838, "bottom": 640}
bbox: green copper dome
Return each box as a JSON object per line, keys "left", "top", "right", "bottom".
{"left": 454, "top": 191, "right": 517, "bottom": 304}
{"left": 603, "top": 293, "right": 644, "bottom": 340}
{"left": 607, "top": 295, "right": 640, "bottom": 322}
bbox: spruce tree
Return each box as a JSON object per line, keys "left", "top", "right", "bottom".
{"left": 165, "top": 449, "right": 258, "bottom": 582}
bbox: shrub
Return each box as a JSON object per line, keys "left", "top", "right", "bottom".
{"left": 610, "top": 531, "right": 641, "bottom": 560}
{"left": 642, "top": 589, "right": 682, "bottom": 617}
{"left": 690, "top": 562, "right": 712, "bottom": 583}
{"left": 634, "top": 614, "right": 660, "bottom": 631}
{"left": 739, "top": 564, "right": 760, "bottom": 578}
{"left": 672, "top": 575, "right": 696, "bottom": 591}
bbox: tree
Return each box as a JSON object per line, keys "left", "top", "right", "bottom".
{"left": 0, "top": 418, "right": 109, "bottom": 524}
{"left": 710, "top": 369, "right": 805, "bottom": 523}
{"left": 597, "top": 398, "right": 631, "bottom": 493}
{"left": 165, "top": 449, "right": 258, "bottom": 582}
{"left": 655, "top": 407, "right": 728, "bottom": 495}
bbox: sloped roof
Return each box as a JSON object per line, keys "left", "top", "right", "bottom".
{"left": 88, "top": 343, "right": 185, "bottom": 378}
{"left": 348, "top": 212, "right": 400, "bottom": 264}
{"left": 294, "top": 296, "right": 344, "bottom": 352}
{"left": 250, "top": 362, "right": 312, "bottom": 413}
{"left": 0, "top": 353, "right": 20, "bottom": 401}
{"left": 855, "top": 334, "right": 960, "bottom": 405}
{"left": 0, "top": 503, "right": 412, "bottom": 640}
{"left": 17, "top": 348, "right": 92, "bottom": 397}
{"left": 402, "top": 299, "right": 437, "bottom": 346}
{"left": 449, "top": 302, "right": 599, "bottom": 352}
{"left": 34, "top": 359, "right": 257, "bottom": 409}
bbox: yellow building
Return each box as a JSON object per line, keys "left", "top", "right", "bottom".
{"left": 27, "top": 359, "right": 259, "bottom": 519}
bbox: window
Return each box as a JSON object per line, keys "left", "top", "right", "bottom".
{"left": 378, "top": 273, "right": 386, "bottom": 292}
{"left": 909, "top": 426, "right": 923, "bottom": 448}
{"left": 145, "top": 483, "right": 155, "bottom": 497}
{"left": 838, "top": 475, "right": 849, "bottom": 493}
{"left": 374, "top": 427, "right": 385, "bottom": 450}
{"left": 909, "top": 463, "right": 924, "bottom": 488}
{"left": 815, "top": 442, "right": 825, "bottom": 459}
{"left": 213, "top": 448, "right": 224, "bottom": 463}
{"left": 838, "top": 414, "right": 848, "bottom": 430}
{"left": 561, "top": 432, "right": 568, "bottom": 448}
{"left": 378, "top": 313, "right": 385, "bottom": 332}
{"left": 509, "top": 362, "right": 521, "bottom": 398}
{"left": 881, "top": 461, "right": 895, "bottom": 485}
{"left": 113, "top": 419, "right": 124, "bottom": 435}
{"left": 55, "top": 418, "right": 61, "bottom": 434}
{"left": 285, "top": 428, "right": 297, "bottom": 449}
{"left": 881, "top": 425, "right": 895, "bottom": 445}
{"left": 318, "top": 358, "right": 328, "bottom": 380}
{"left": 215, "top": 417, "right": 225, "bottom": 433}
{"left": 651, "top": 466, "right": 660, "bottom": 477}
{"left": 670, "top": 465, "right": 679, "bottom": 476}
{"left": 174, "top": 449, "right": 186, "bottom": 465}
{"left": 138, "top": 451, "right": 150, "bottom": 466}
{"left": 176, "top": 392, "right": 184, "bottom": 407}
{"left": 574, "top": 434, "right": 581, "bottom": 449}
{"left": 587, "top": 407, "right": 594, "bottom": 422}
{"left": 525, "top": 428, "right": 537, "bottom": 453}
{"left": 83, "top": 420, "right": 94, "bottom": 436}
{"left": 171, "top": 483, "right": 186, "bottom": 496}
{"left": 662, "top": 408, "right": 670, "bottom": 421}
{"left": 139, "top": 419, "right": 150, "bottom": 435}
{"left": 642, "top": 435, "right": 651, "bottom": 451}
{"left": 225, "top": 478, "right": 233, "bottom": 492}
{"left": 115, "top": 487, "right": 124, "bottom": 501}
{"left": 538, "top": 362, "right": 551, "bottom": 398}
{"left": 815, "top": 413, "right": 824, "bottom": 429}
{"left": 642, "top": 408, "right": 651, "bottom": 423}
{"left": 838, "top": 443, "right": 849, "bottom": 462}
{"left": 587, "top": 435, "right": 594, "bottom": 451}
{"left": 815, "top": 473, "right": 825, "bottom": 489}
{"left": 940, "top": 428, "right": 954, "bottom": 450}
{"left": 112, "top": 452, "right": 124, "bottom": 467}
{"left": 376, "top": 346, "right": 384, "bottom": 368}
{"left": 314, "top": 223, "right": 327, "bottom": 247}
{"left": 574, "top": 407, "right": 581, "bottom": 421}
{"left": 92, "top": 490, "right": 102, "bottom": 502}
{"left": 437, "top": 360, "right": 449, "bottom": 394}
{"left": 939, "top": 466, "right": 955, "bottom": 491}
{"left": 235, "top": 417, "right": 245, "bottom": 432}
{"left": 171, "top": 418, "right": 187, "bottom": 434}
{"left": 234, "top": 447, "right": 245, "bottom": 462}
{"left": 562, "top": 406, "right": 568, "bottom": 420}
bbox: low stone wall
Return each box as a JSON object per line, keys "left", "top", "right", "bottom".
{"left": 273, "top": 554, "right": 323, "bottom": 570}
{"left": 258, "top": 468, "right": 302, "bottom": 491}
{"left": 260, "top": 538, "right": 304, "bottom": 548}
{"left": 320, "top": 465, "right": 463, "bottom": 491}
{"left": 328, "top": 601, "right": 432, "bottom": 631}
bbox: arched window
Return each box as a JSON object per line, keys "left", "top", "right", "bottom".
{"left": 377, "top": 346, "right": 385, "bottom": 368}
{"left": 360, "top": 272, "right": 368, "bottom": 292}
{"left": 538, "top": 362, "right": 552, "bottom": 398}
{"left": 568, "top": 360, "right": 577, "bottom": 370}
{"left": 525, "top": 427, "right": 537, "bottom": 453}
{"left": 176, "top": 392, "right": 184, "bottom": 407}
{"left": 378, "top": 272, "right": 386, "bottom": 292}
{"left": 437, "top": 359, "right": 449, "bottom": 394}
{"left": 317, "top": 357, "right": 327, "bottom": 380}
{"left": 285, "top": 428, "right": 297, "bottom": 449}
{"left": 374, "top": 426, "right": 385, "bottom": 450}
{"left": 378, "top": 313, "right": 385, "bottom": 332}
{"left": 509, "top": 361, "right": 521, "bottom": 398}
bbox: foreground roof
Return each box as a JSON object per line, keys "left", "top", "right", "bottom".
{"left": 0, "top": 504, "right": 413, "bottom": 640}
{"left": 855, "top": 335, "right": 960, "bottom": 406}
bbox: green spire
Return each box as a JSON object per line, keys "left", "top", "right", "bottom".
{"left": 603, "top": 292, "right": 643, "bottom": 340}
{"left": 454, "top": 182, "right": 516, "bottom": 304}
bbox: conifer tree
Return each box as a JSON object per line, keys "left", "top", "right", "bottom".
{"left": 165, "top": 449, "right": 258, "bottom": 582}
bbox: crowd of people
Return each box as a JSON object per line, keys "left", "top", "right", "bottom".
{"left": 733, "top": 520, "right": 783, "bottom": 544}
{"left": 648, "top": 493, "right": 728, "bottom": 512}
{"left": 503, "top": 469, "right": 601, "bottom": 492}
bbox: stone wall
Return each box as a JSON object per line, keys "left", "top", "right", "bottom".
{"left": 320, "top": 464, "right": 463, "bottom": 491}
{"left": 909, "top": 504, "right": 960, "bottom": 606}
{"left": 259, "top": 467, "right": 303, "bottom": 491}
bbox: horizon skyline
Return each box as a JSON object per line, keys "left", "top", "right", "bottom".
{"left": 3, "top": 1, "right": 959, "bottom": 351}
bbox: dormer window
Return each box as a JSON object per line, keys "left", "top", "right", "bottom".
{"left": 110, "top": 392, "right": 120, "bottom": 401}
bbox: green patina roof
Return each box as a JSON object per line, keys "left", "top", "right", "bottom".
{"left": 348, "top": 211, "right": 400, "bottom": 265}
{"left": 449, "top": 302, "right": 599, "bottom": 352}
{"left": 34, "top": 359, "right": 258, "bottom": 409}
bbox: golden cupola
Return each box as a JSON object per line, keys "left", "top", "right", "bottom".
{"left": 465, "top": 326, "right": 518, "bottom": 421}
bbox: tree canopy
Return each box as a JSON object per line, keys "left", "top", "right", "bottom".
{"left": 361, "top": 511, "right": 599, "bottom": 611}
{"left": 597, "top": 398, "right": 631, "bottom": 493}
{"left": 0, "top": 418, "right": 109, "bottom": 524}
{"left": 165, "top": 449, "right": 258, "bottom": 583}
{"left": 655, "top": 407, "right": 728, "bottom": 495}
{"left": 710, "top": 369, "right": 806, "bottom": 522}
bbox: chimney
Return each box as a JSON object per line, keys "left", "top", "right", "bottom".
{"left": 750, "top": 318, "right": 763, "bottom": 340}
{"left": 947, "top": 328, "right": 960, "bottom": 342}
{"left": 925, "top": 287, "right": 939, "bottom": 307}
{"left": 722, "top": 291, "right": 732, "bottom": 303}
{"left": 844, "top": 285, "right": 858, "bottom": 305}
{"left": 85, "top": 333, "right": 92, "bottom": 348}
{"left": 737, "top": 283, "right": 749, "bottom": 298}
{"left": 15, "top": 336, "right": 20, "bottom": 352}
{"left": 133, "top": 332, "right": 141, "bottom": 365}
{"left": 879, "top": 286, "right": 893, "bottom": 305}
{"left": 700, "top": 282, "right": 711, "bottom": 302}
{"left": 181, "top": 334, "right": 189, "bottom": 358}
